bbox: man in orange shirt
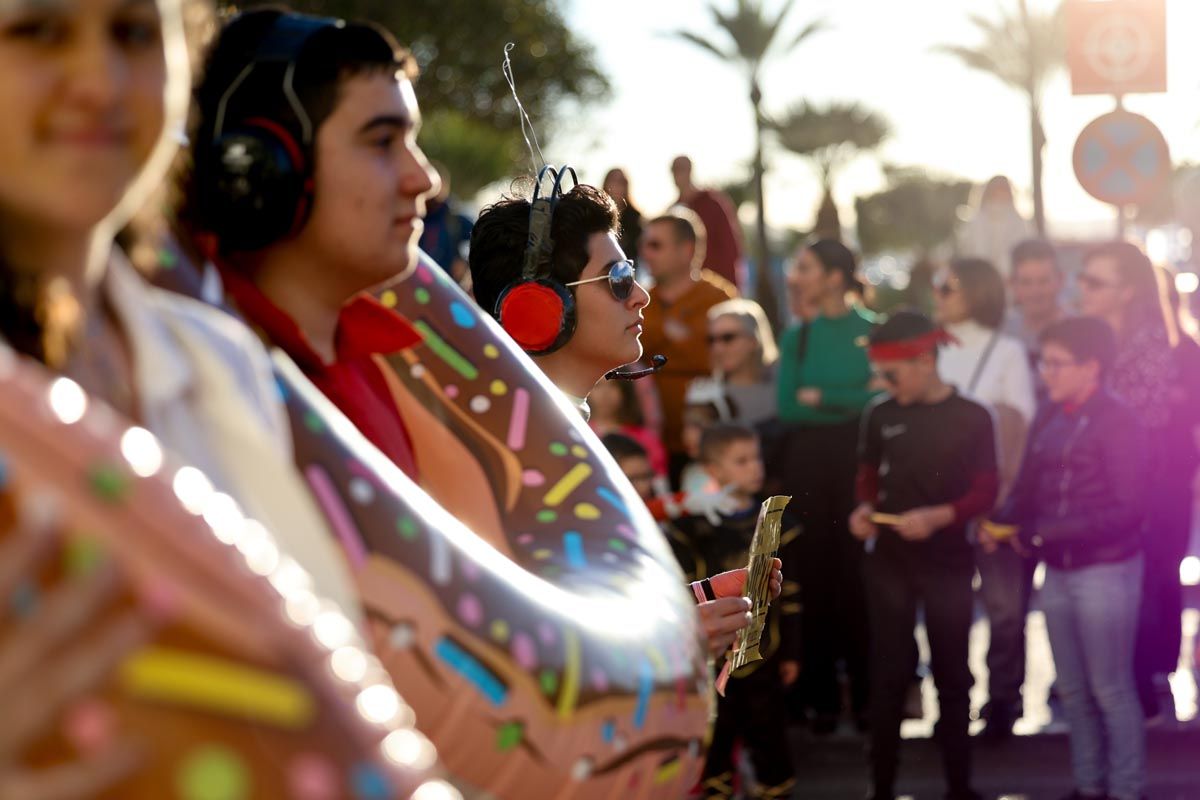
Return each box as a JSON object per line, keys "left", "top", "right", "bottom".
{"left": 639, "top": 209, "right": 738, "bottom": 480}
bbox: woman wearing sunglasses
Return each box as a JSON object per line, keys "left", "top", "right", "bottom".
{"left": 703, "top": 298, "right": 779, "bottom": 428}
{"left": 774, "top": 238, "right": 878, "bottom": 734}
{"left": 933, "top": 256, "right": 1036, "bottom": 740}
{"left": 1076, "top": 241, "right": 1187, "bottom": 725}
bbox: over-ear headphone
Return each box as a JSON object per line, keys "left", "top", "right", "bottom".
{"left": 493, "top": 165, "right": 579, "bottom": 355}
{"left": 201, "top": 14, "right": 342, "bottom": 252}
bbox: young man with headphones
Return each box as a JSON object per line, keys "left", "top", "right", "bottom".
{"left": 468, "top": 176, "right": 653, "bottom": 419}
{"left": 181, "top": 9, "right": 437, "bottom": 480}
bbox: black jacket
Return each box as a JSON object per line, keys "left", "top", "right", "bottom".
{"left": 994, "top": 389, "right": 1146, "bottom": 570}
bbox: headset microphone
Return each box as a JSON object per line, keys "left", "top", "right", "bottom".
{"left": 605, "top": 355, "right": 667, "bottom": 382}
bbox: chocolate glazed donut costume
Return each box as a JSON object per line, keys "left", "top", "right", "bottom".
{"left": 0, "top": 347, "right": 453, "bottom": 799}
{"left": 277, "top": 253, "right": 711, "bottom": 797}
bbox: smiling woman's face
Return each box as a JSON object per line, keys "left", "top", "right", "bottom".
{"left": 0, "top": 0, "right": 188, "bottom": 239}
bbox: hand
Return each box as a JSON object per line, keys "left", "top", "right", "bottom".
{"left": 977, "top": 522, "right": 999, "bottom": 555}
{"left": 796, "top": 387, "right": 822, "bottom": 407}
{"left": 0, "top": 504, "right": 158, "bottom": 798}
{"left": 682, "top": 484, "right": 739, "bottom": 525}
{"left": 706, "top": 559, "right": 784, "bottom": 601}
{"left": 697, "top": 597, "right": 752, "bottom": 658}
{"left": 895, "top": 507, "right": 949, "bottom": 542}
{"left": 848, "top": 504, "right": 879, "bottom": 541}
{"left": 779, "top": 660, "right": 800, "bottom": 688}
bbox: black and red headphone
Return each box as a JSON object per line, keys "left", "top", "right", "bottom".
{"left": 493, "top": 165, "right": 580, "bottom": 355}
{"left": 199, "top": 14, "right": 342, "bottom": 252}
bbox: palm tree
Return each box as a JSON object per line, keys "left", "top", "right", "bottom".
{"left": 673, "top": 0, "right": 825, "bottom": 330}
{"left": 935, "top": 0, "right": 1065, "bottom": 235}
{"left": 772, "top": 101, "right": 890, "bottom": 240}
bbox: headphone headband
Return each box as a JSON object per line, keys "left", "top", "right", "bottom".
{"left": 212, "top": 14, "right": 343, "bottom": 147}
{"left": 520, "top": 165, "right": 578, "bottom": 281}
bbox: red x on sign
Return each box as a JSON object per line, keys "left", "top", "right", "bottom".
{"left": 1072, "top": 109, "right": 1170, "bottom": 207}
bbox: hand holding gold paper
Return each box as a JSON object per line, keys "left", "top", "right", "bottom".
{"left": 717, "top": 496, "right": 790, "bottom": 694}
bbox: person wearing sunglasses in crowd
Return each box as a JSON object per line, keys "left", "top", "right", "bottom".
{"left": 773, "top": 239, "right": 879, "bottom": 734}
{"left": 703, "top": 298, "right": 779, "bottom": 429}
{"left": 849, "top": 311, "right": 998, "bottom": 800}
{"left": 932, "top": 256, "right": 1036, "bottom": 740}
{"left": 638, "top": 208, "right": 739, "bottom": 486}
{"left": 1075, "top": 241, "right": 1187, "bottom": 725}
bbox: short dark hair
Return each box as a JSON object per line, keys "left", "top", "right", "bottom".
{"left": 869, "top": 308, "right": 936, "bottom": 346}
{"left": 1010, "top": 238, "right": 1059, "bottom": 276}
{"left": 1039, "top": 317, "right": 1117, "bottom": 376}
{"left": 950, "top": 257, "right": 1007, "bottom": 329}
{"left": 699, "top": 422, "right": 757, "bottom": 464}
{"left": 182, "top": 8, "right": 414, "bottom": 246}
{"left": 648, "top": 209, "right": 700, "bottom": 250}
{"left": 469, "top": 184, "right": 619, "bottom": 316}
{"left": 601, "top": 432, "right": 648, "bottom": 462}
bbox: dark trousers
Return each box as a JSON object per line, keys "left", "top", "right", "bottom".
{"left": 771, "top": 420, "right": 869, "bottom": 719}
{"left": 700, "top": 664, "right": 795, "bottom": 799}
{"left": 865, "top": 552, "right": 975, "bottom": 798}
{"left": 976, "top": 543, "right": 1036, "bottom": 717}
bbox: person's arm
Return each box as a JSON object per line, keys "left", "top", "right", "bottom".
{"left": 818, "top": 384, "right": 882, "bottom": 412}
{"left": 1028, "top": 411, "right": 1148, "bottom": 546}
{"left": 775, "top": 326, "right": 805, "bottom": 420}
{"left": 849, "top": 404, "right": 883, "bottom": 541}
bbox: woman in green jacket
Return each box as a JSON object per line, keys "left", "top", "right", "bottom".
{"left": 775, "top": 239, "right": 880, "bottom": 733}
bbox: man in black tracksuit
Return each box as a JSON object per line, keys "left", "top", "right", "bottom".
{"left": 849, "top": 312, "right": 997, "bottom": 800}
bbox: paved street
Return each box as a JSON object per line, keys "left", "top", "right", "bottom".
{"left": 790, "top": 581, "right": 1200, "bottom": 799}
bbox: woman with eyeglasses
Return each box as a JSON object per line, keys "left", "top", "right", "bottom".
{"left": 705, "top": 297, "right": 779, "bottom": 428}
{"left": 1076, "top": 241, "right": 1187, "bottom": 725}
{"left": 933, "top": 256, "right": 1036, "bottom": 739}
{"left": 774, "top": 238, "right": 878, "bottom": 733}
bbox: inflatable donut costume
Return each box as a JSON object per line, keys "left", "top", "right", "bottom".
{"left": 0, "top": 346, "right": 457, "bottom": 800}
{"left": 276, "top": 253, "right": 712, "bottom": 797}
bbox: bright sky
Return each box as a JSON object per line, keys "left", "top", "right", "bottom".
{"left": 547, "top": 0, "right": 1200, "bottom": 242}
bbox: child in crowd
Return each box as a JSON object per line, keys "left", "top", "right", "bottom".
{"left": 679, "top": 381, "right": 738, "bottom": 493}
{"left": 590, "top": 380, "right": 668, "bottom": 477}
{"left": 849, "top": 311, "right": 998, "bottom": 800}
{"left": 667, "top": 424, "right": 801, "bottom": 800}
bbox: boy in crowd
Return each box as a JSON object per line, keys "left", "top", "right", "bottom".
{"left": 667, "top": 424, "right": 801, "bottom": 800}
{"left": 849, "top": 311, "right": 998, "bottom": 800}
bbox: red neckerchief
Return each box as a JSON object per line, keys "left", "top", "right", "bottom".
{"left": 218, "top": 266, "right": 422, "bottom": 368}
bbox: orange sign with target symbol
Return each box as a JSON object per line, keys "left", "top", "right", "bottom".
{"left": 1072, "top": 109, "right": 1171, "bottom": 208}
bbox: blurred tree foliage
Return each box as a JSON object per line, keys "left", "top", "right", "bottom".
{"left": 855, "top": 167, "right": 972, "bottom": 256}
{"left": 242, "top": 0, "right": 610, "bottom": 196}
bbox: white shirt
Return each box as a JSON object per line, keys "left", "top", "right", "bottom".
{"left": 940, "top": 319, "right": 1036, "bottom": 425}
{"left": 104, "top": 252, "right": 361, "bottom": 622}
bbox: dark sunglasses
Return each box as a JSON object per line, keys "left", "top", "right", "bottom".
{"left": 565, "top": 259, "right": 636, "bottom": 301}
{"left": 935, "top": 282, "right": 958, "bottom": 297}
{"left": 877, "top": 369, "right": 901, "bottom": 385}
{"left": 707, "top": 332, "right": 745, "bottom": 346}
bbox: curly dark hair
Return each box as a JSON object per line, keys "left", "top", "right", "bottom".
{"left": 469, "top": 183, "right": 620, "bottom": 317}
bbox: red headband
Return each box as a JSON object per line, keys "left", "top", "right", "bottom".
{"left": 866, "top": 328, "right": 956, "bottom": 361}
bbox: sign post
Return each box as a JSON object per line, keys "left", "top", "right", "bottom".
{"left": 1066, "top": 0, "right": 1168, "bottom": 235}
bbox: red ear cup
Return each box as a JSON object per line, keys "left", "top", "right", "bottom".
{"left": 498, "top": 282, "right": 567, "bottom": 353}
{"left": 496, "top": 278, "right": 579, "bottom": 355}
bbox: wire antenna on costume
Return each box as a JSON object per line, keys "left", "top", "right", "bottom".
{"left": 502, "top": 42, "right": 547, "bottom": 175}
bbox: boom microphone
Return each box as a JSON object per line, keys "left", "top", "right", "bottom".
{"left": 605, "top": 355, "right": 667, "bottom": 381}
